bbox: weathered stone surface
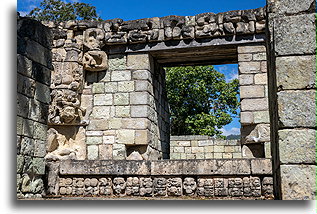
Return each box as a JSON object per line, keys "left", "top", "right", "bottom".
{"left": 279, "top": 129, "right": 316, "bottom": 164}
{"left": 239, "top": 62, "right": 261, "bottom": 74}
{"left": 238, "top": 45, "right": 266, "bottom": 54}
{"left": 32, "top": 158, "right": 46, "bottom": 175}
{"left": 114, "top": 93, "right": 129, "bottom": 105}
{"left": 111, "top": 70, "right": 131, "bottom": 81}
{"left": 92, "top": 83, "right": 105, "bottom": 94}
{"left": 280, "top": 165, "right": 316, "bottom": 200}
{"left": 273, "top": 0, "right": 315, "bottom": 15}
{"left": 99, "top": 144, "right": 113, "bottom": 160}
{"left": 108, "top": 54, "right": 127, "bottom": 71}
{"left": 239, "top": 74, "right": 254, "bottom": 85}
{"left": 276, "top": 55, "right": 316, "bottom": 90}
{"left": 251, "top": 159, "right": 272, "bottom": 174}
{"left": 240, "top": 85, "right": 264, "bottom": 98}
{"left": 278, "top": 90, "right": 315, "bottom": 127}
{"left": 127, "top": 54, "right": 150, "bottom": 70}
{"left": 87, "top": 145, "right": 99, "bottom": 160}
{"left": 241, "top": 112, "right": 254, "bottom": 124}
{"left": 83, "top": 51, "right": 108, "bottom": 71}
{"left": 241, "top": 98, "right": 268, "bottom": 111}
{"left": 274, "top": 14, "right": 316, "bottom": 55}
{"left": 87, "top": 119, "right": 109, "bottom": 131}
{"left": 253, "top": 111, "right": 270, "bottom": 123}
{"left": 254, "top": 73, "right": 267, "bottom": 85}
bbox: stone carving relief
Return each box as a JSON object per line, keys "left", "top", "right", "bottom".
{"left": 99, "top": 177, "right": 113, "bottom": 195}
{"left": 83, "top": 51, "right": 108, "bottom": 71}
{"left": 197, "top": 178, "right": 214, "bottom": 197}
{"left": 228, "top": 178, "right": 243, "bottom": 197}
{"left": 153, "top": 177, "right": 167, "bottom": 196}
{"left": 245, "top": 124, "right": 270, "bottom": 143}
{"left": 167, "top": 177, "right": 182, "bottom": 196}
{"left": 126, "top": 177, "right": 140, "bottom": 196}
{"left": 139, "top": 177, "right": 153, "bottom": 196}
{"left": 83, "top": 28, "right": 105, "bottom": 50}
{"left": 113, "top": 177, "right": 126, "bottom": 196}
{"left": 183, "top": 177, "right": 197, "bottom": 196}
{"left": 45, "top": 127, "right": 86, "bottom": 161}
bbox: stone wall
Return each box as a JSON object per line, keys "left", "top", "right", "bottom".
{"left": 170, "top": 136, "right": 242, "bottom": 159}
{"left": 238, "top": 44, "right": 271, "bottom": 158}
{"left": 17, "top": 15, "right": 52, "bottom": 198}
{"left": 266, "top": 0, "right": 316, "bottom": 200}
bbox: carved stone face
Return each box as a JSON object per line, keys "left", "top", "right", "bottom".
{"left": 113, "top": 177, "right": 126, "bottom": 195}
{"left": 183, "top": 177, "right": 197, "bottom": 195}
{"left": 60, "top": 106, "right": 76, "bottom": 123}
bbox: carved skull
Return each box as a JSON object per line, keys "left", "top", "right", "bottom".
{"left": 113, "top": 177, "right": 126, "bottom": 195}
{"left": 183, "top": 177, "right": 197, "bottom": 195}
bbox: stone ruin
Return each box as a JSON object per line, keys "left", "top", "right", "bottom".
{"left": 17, "top": 0, "right": 316, "bottom": 200}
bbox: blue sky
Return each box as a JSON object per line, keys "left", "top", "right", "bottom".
{"left": 17, "top": 0, "right": 265, "bottom": 136}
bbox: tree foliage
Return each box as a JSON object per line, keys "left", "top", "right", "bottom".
{"left": 165, "top": 66, "right": 239, "bottom": 137}
{"left": 28, "top": 0, "right": 101, "bottom": 22}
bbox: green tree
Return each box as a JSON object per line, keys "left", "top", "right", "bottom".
{"left": 28, "top": 0, "right": 101, "bottom": 22}
{"left": 165, "top": 65, "right": 239, "bottom": 137}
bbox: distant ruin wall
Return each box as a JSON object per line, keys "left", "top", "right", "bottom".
{"left": 17, "top": 16, "right": 52, "bottom": 198}
{"left": 170, "top": 136, "right": 242, "bottom": 159}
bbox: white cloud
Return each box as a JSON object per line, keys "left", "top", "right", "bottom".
{"left": 19, "top": 11, "right": 28, "bottom": 16}
{"left": 219, "top": 127, "right": 240, "bottom": 136}
{"left": 214, "top": 64, "right": 238, "bottom": 82}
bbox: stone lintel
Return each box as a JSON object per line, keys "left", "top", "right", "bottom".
{"left": 58, "top": 158, "right": 272, "bottom": 176}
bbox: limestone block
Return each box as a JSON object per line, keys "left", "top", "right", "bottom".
{"left": 115, "top": 106, "right": 130, "bottom": 117}
{"left": 276, "top": 56, "right": 316, "bottom": 90}
{"left": 33, "top": 122, "right": 47, "bottom": 141}
{"left": 214, "top": 145, "right": 224, "bottom": 153}
{"left": 130, "top": 92, "right": 150, "bottom": 105}
{"left": 17, "top": 94, "right": 29, "bottom": 118}
{"left": 279, "top": 129, "right": 316, "bottom": 164}
{"left": 238, "top": 54, "right": 252, "bottom": 62}
{"left": 17, "top": 54, "right": 32, "bottom": 77}
{"left": 108, "top": 54, "right": 127, "bottom": 71}
{"left": 34, "top": 82, "right": 50, "bottom": 104}
{"left": 273, "top": 0, "right": 315, "bottom": 15}
{"left": 251, "top": 159, "right": 272, "bottom": 174}
{"left": 254, "top": 73, "right": 267, "bottom": 85}
{"left": 17, "top": 73, "right": 35, "bottom": 98}
{"left": 102, "top": 135, "right": 115, "bottom": 144}
{"left": 87, "top": 119, "right": 108, "bottom": 131}
{"left": 114, "top": 93, "right": 129, "bottom": 105}
{"left": 94, "top": 94, "right": 113, "bottom": 106}
{"left": 131, "top": 105, "right": 149, "bottom": 117}
{"left": 253, "top": 111, "right": 270, "bottom": 123}
{"left": 122, "top": 118, "right": 149, "bottom": 129}
{"left": 86, "top": 131, "right": 103, "bottom": 136}
{"left": 32, "top": 61, "right": 51, "bottom": 86}
{"left": 261, "top": 61, "right": 267, "bottom": 73}
{"left": 135, "top": 80, "right": 153, "bottom": 93}
{"left": 111, "top": 70, "right": 131, "bottom": 81}
{"left": 278, "top": 90, "right": 315, "bottom": 127}
{"left": 224, "top": 146, "right": 235, "bottom": 153}
{"left": 170, "top": 153, "right": 181, "bottom": 159}
{"left": 232, "top": 153, "right": 242, "bottom": 158}
{"left": 25, "top": 39, "right": 52, "bottom": 68}
{"left": 191, "top": 147, "right": 204, "bottom": 153}
{"left": 274, "top": 14, "right": 315, "bottom": 55}
{"left": 117, "top": 130, "right": 135, "bottom": 144}
{"left": 17, "top": 155, "right": 24, "bottom": 173}
{"left": 91, "top": 106, "right": 111, "bottom": 119}
{"left": 173, "top": 147, "right": 185, "bottom": 153}
{"left": 204, "top": 146, "right": 214, "bottom": 153}
{"left": 86, "top": 136, "right": 102, "bottom": 145}
{"left": 92, "top": 83, "right": 105, "bottom": 94}
{"left": 118, "top": 81, "right": 134, "bottom": 92}
{"left": 17, "top": 116, "right": 23, "bottom": 135}
{"left": 280, "top": 165, "right": 316, "bottom": 200}
{"left": 241, "top": 111, "right": 254, "bottom": 124}
{"left": 244, "top": 124, "right": 270, "bottom": 143}
{"left": 127, "top": 54, "right": 150, "bottom": 70}
{"left": 99, "top": 144, "right": 113, "bottom": 160}
{"left": 132, "top": 70, "right": 152, "bottom": 81}
{"left": 104, "top": 82, "right": 118, "bottom": 93}
{"left": 240, "top": 85, "right": 264, "bottom": 98}
{"left": 109, "top": 118, "right": 122, "bottom": 129}
{"left": 198, "top": 140, "right": 213, "bottom": 147}
{"left": 34, "top": 140, "right": 46, "bottom": 158}
{"left": 29, "top": 99, "right": 48, "bottom": 124}
{"left": 264, "top": 142, "right": 271, "bottom": 158}
{"left": 113, "top": 144, "right": 126, "bottom": 160}
{"left": 87, "top": 145, "right": 98, "bottom": 160}
{"left": 177, "top": 141, "right": 191, "bottom": 147}
{"left": 239, "top": 74, "right": 254, "bottom": 85}
{"left": 238, "top": 45, "right": 266, "bottom": 54}
{"left": 241, "top": 98, "right": 268, "bottom": 111}
{"left": 32, "top": 158, "right": 46, "bottom": 175}
{"left": 252, "top": 52, "right": 266, "bottom": 61}
{"left": 135, "top": 130, "right": 150, "bottom": 145}
{"left": 184, "top": 147, "right": 191, "bottom": 153}
{"left": 239, "top": 62, "right": 261, "bottom": 73}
